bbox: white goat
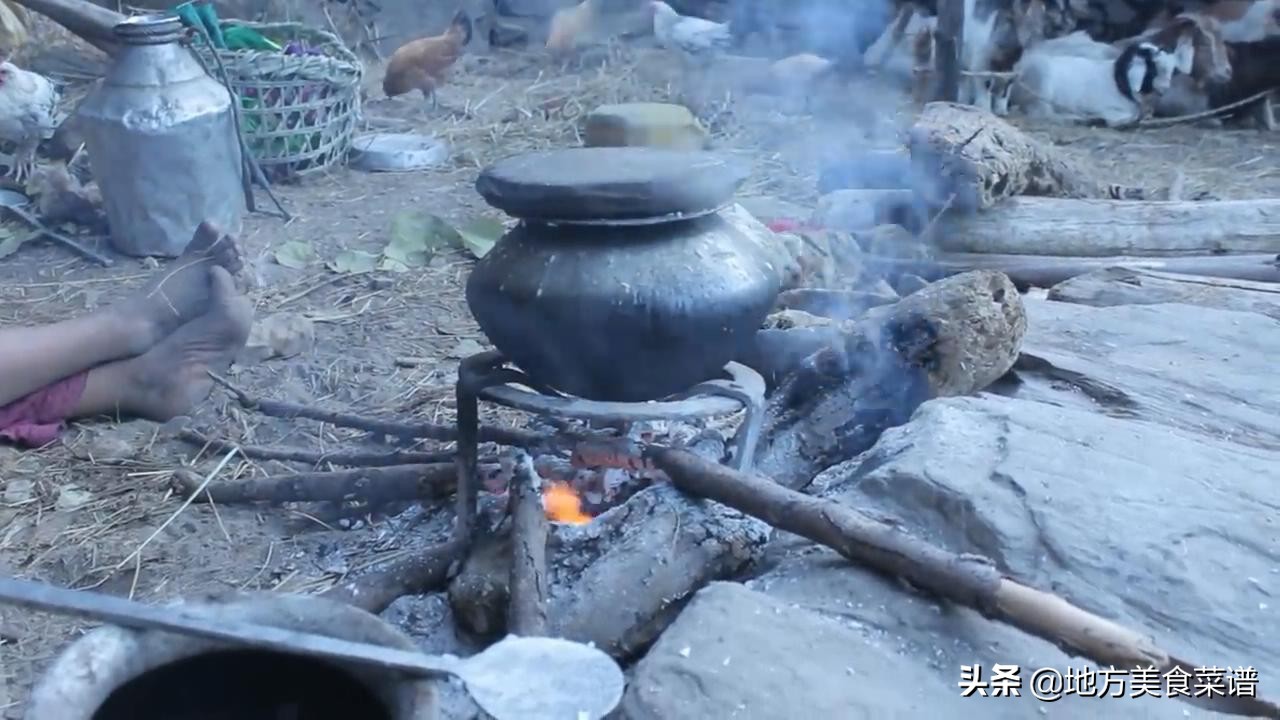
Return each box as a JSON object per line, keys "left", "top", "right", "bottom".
{"left": 1177, "top": 0, "right": 1280, "bottom": 42}
{"left": 1010, "top": 32, "right": 1194, "bottom": 127}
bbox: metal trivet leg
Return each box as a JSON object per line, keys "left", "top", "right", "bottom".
{"left": 675, "top": 363, "right": 767, "bottom": 473}
{"left": 455, "top": 351, "right": 531, "bottom": 541}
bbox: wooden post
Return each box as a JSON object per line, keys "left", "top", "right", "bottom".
{"left": 933, "top": 0, "right": 964, "bottom": 102}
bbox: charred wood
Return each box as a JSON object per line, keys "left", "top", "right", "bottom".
{"left": 507, "top": 451, "right": 550, "bottom": 636}
{"left": 170, "top": 464, "right": 471, "bottom": 505}
{"left": 207, "top": 372, "right": 553, "bottom": 449}
{"left": 177, "top": 429, "right": 456, "bottom": 467}
{"left": 448, "top": 434, "right": 769, "bottom": 659}
{"left": 751, "top": 270, "right": 1026, "bottom": 490}
{"left": 322, "top": 538, "right": 468, "bottom": 614}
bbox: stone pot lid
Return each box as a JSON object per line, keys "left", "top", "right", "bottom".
{"left": 475, "top": 147, "right": 750, "bottom": 221}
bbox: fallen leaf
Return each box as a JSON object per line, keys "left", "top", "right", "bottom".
{"left": 55, "top": 484, "right": 93, "bottom": 511}
{"left": 456, "top": 217, "right": 505, "bottom": 258}
{"left": 274, "top": 240, "right": 313, "bottom": 269}
{"left": 446, "top": 338, "right": 485, "bottom": 358}
{"left": 327, "top": 249, "right": 380, "bottom": 274}
{"left": 0, "top": 228, "right": 27, "bottom": 260}
{"left": 386, "top": 211, "right": 461, "bottom": 269}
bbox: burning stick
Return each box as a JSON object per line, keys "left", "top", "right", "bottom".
{"left": 648, "top": 447, "right": 1280, "bottom": 720}
{"left": 322, "top": 537, "right": 468, "bottom": 614}
{"left": 507, "top": 450, "right": 550, "bottom": 636}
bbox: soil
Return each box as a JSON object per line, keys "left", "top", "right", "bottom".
{"left": 1, "top": 43, "right": 1279, "bottom": 717}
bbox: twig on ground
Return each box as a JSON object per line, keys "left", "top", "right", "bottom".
{"left": 507, "top": 450, "right": 549, "bottom": 636}
{"left": 207, "top": 371, "right": 552, "bottom": 448}
{"left": 118, "top": 448, "right": 238, "bottom": 570}
{"left": 2, "top": 204, "right": 113, "bottom": 267}
{"left": 322, "top": 538, "right": 468, "bottom": 614}
{"left": 171, "top": 463, "right": 483, "bottom": 505}
{"left": 648, "top": 447, "right": 1280, "bottom": 720}
{"left": 177, "top": 428, "right": 455, "bottom": 467}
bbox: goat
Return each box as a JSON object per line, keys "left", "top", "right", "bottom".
{"left": 1010, "top": 32, "right": 1193, "bottom": 127}
{"left": 1183, "top": 0, "right": 1280, "bottom": 42}
{"left": 1206, "top": 37, "right": 1280, "bottom": 127}
{"left": 1144, "top": 13, "right": 1233, "bottom": 116}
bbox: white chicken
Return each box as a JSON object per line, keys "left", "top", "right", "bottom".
{"left": 650, "top": 1, "right": 732, "bottom": 63}
{"left": 0, "top": 60, "right": 60, "bottom": 185}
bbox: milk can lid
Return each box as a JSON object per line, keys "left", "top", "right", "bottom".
{"left": 113, "top": 14, "right": 185, "bottom": 44}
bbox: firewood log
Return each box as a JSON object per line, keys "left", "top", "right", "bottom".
{"left": 749, "top": 270, "right": 1026, "bottom": 489}
{"left": 906, "top": 102, "right": 1148, "bottom": 212}
{"left": 938, "top": 197, "right": 1280, "bottom": 256}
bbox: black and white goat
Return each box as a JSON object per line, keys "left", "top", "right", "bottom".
{"left": 1010, "top": 23, "right": 1195, "bottom": 126}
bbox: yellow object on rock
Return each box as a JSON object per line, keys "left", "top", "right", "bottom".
{"left": 583, "top": 103, "right": 709, "bottom": 151}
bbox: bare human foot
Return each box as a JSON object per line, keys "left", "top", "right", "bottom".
{"left": 101, "top": 265, "right": 254, "bottom": 421}
{"left": 116, "top": 221, "right": 244, "bottom": 353}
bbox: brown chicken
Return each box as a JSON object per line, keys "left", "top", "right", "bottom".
{"left": 383, "top": 9, "right": 472, "bottom": 109}
{"left": 546, "top": 0, "right": 600, "bottom": 56}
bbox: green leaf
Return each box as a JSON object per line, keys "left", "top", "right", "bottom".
{"left": 378, "top": 256, "right": 413, "bottom": 273}
{"left": 327, "top": 249, "right": 380, "bottom": 274}
{"left": 456, "top": 217, "right": 505, "bottom": 258}
{"left": 0, "top": 228, "right": 28, "bottom": 260}
{"left": 274, "top": 240, "right": 313, "bottom": 269}
{"left": 386, "top": 211, "right": 461, "bottom": 269}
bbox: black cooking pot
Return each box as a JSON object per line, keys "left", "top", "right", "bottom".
{"left": 465, "top": 213, "right": 782, "bottom": 402}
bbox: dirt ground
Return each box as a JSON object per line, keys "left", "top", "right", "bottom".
{"left": 1, "top": 43, "right": 1279, "bottom": 715}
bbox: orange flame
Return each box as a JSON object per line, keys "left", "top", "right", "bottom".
{"left": 543, "top": 482, "right": 592, "bottom": 525}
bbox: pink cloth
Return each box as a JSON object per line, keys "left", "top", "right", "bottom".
{"left": 0, "top": 371, "right": 88, "bottom": 447}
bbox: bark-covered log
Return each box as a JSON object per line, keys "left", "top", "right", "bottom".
{"left": 507, "top": 452, "right": 550, "bottom": 636}
{"left": 1047, "top": 267, "right": 1280, "bottom": 319}
{"left": 448, "top": 436, "right": 769, "bottom": 659}
{"left": 751, "top": 270, "right": 1026, "bottom": 490}
{"left": 171, "top": 464, "right": 462, "bottom": 505}
{"left": 863, "top": 251, "right": 1280, "bottom": 289}
{"left": 938, "top": 197, "right": 1280, "bottom": 256}
{"left": 907, "top": 102, "right": 1147, "bottom": 212}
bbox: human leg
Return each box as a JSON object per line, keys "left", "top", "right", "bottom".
{"left": 0, "top": 221, "right": 242, "bottom": 407}
{"left": 70, "top": 265, "right": 254, "bottom": 422}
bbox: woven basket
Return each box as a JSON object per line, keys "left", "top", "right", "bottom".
{"left": 192, "top": 22, "right": 363, "bottom": 179}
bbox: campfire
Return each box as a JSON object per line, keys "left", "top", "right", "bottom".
{"left": 542, "top": 481, "right": 592, "bottom": 525}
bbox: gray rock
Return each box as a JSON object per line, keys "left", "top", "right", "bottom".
{"left": 1047, "top": 267, "right": 1280, "bottom": 322}
{"left": 475, "top": 147, "right": 749, "bottom": 221}
{"left": 1015, "top": 299, "right": 1280, "bottom": 449}
{"left": 738, "top": 298, "right": 1279, "bottom": 717}
{"left": 806, "top": 393, "right": 1278, "bottom": 713}
{"left": 622, "top": 581, "right": 982, "bottom": 719}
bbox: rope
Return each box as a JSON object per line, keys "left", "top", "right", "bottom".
{"left": 1138, "top": 88, "right": 1277, "bottom": 127}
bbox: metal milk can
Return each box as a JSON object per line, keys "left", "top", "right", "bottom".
{"left": 77, "top": 14, "right": 245, "bottom": 258}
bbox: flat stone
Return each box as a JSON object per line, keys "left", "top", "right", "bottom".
{"left": 583, "top": 102, "right": 709, "bottom": 151}
{"left": 475, "top": 147, "right": 749, "bottom": 221}
{"left": 622, "top": 581, "right": 975, "bottom": 719}
{"left": 782, "top": 299, "right": 1280, "bottom": 716}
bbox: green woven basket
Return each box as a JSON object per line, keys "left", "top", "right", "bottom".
{"left": 191, "top": 21, "right": 363, "bottom": 180}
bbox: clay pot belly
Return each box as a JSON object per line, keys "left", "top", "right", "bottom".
{"left": 465, "top": 214, "right": 781, "bottom": 402}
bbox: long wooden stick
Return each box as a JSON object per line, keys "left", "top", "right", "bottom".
{"left": 648, "top": 447, "right": 1280, "bottom": 719}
